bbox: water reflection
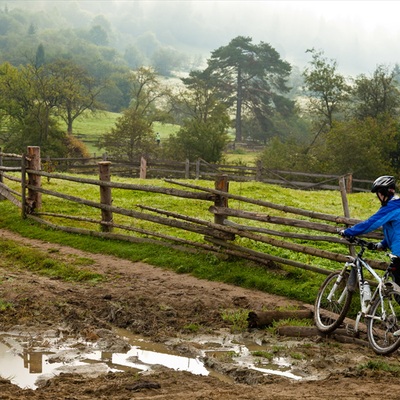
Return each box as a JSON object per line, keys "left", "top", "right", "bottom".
{"left": 0, "top": 340, "right": 86, "bottom": 389}
{"left": 0, "top": 329, "right": 303, "bottom": 390}
{"left": 0, "top": 333, "right": 208, "bottom": 390}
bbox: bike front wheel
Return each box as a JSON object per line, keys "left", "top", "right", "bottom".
{"left": 314, "top": 270, "right": 353, "bottom": 333}
{"left": 367, "top": 290, "right": 400, "bottom": 355}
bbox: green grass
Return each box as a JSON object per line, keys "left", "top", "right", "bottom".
{"left": 0, "top": 238, "right": 103, "bottom": 282}
{"left": 0, "top": 300, "right": 13, "bottom": 311}
{"left": 221, "top": 309, "right": 250, "bottom": 332}
{"left": 359, "top": 360, "right": 400, "bottom": 374}
{"left": 65, "top": 111, "right": 180, "bottom": 154}
{"left": 0, "top": 177, "right": 381, "bottom": 306}
{"left": 64, "top": 111, "right": 255, "bottom": 165}
{"left": 252, "top": 350, "right": 274, "bottom": 360}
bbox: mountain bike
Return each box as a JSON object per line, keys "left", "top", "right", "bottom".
{"left": 314, "top": 236, "right": 400, "bottom": 355}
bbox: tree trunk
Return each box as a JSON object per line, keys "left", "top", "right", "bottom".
{"left": 235, "top": 67, "right": 242, "bottom": 142}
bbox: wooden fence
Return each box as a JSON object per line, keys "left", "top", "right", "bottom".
{"left": 0, "top": 147, "right": 386, "bottom": 278}
{"left": 41, "top": 154, "right": 372, "bottom": 193}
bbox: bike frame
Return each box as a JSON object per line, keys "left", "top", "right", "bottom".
{"left": 344, "top": 250, "right": 396, "bottom": 333}
{"left": 315, "top": 235, "right": 400, "bottom": 354}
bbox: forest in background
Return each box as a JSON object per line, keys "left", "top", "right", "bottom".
{"left": 1, "top": 1, "right": 400, "bottom": 181}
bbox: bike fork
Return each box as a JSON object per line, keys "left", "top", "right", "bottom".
{"left": 327, "top": 267, "right": 349, "bottom": 302}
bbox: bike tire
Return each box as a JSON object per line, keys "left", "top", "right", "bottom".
{"left": 314, "top": 270, "right": 353, "bottom": 333}
{"left": 366, "top": 290, "right": 400, "bottom": 355}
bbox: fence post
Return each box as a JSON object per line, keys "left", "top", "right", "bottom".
{"left": 345, "top": 173, "right": 353, "bottom": 193}
{"left": 214, "top": 174, "right": 229, "bottom": 225}
{"left": 0, "top": 147, "right": 4, "bottom": 201}
{"left": 99, "top": 161, "right": 113, "bottom": 232}
{"left": 140, "top": 157, "right": 147, "bottom": 179}
{"left": 185, "top": 159, "right": 190, "bottom": 179}
{"left": 26, "top": 146, "right": 42, "bottom": 213}
{"left": 196, "top": 158, "right": 200, "bottom": 179}
{"left": 21, "top": 154, "right": 27, "bottom": 218}
{"left": 213, "top": 174, "right": 235, "bottom": 241}
{"left": 339, "top": 176, "right": 355, "bottom": 256}
{"left": 256, "top": 160, "right": 262, "bottom": 182}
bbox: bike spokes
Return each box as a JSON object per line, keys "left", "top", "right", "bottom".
{"left": 367, "top": 291, "right": 400, "bottom": 355}
{"left": 314, "top": 271, "right": 352, "bottom": 333}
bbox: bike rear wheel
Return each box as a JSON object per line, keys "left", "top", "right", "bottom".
{"left": 367, "top": 290, "right": 400, "bottom": 355}
{"left": 314, "top": 270, "right": 353, "bottom": 333}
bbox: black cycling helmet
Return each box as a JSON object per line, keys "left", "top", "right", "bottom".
{"left": 371, "top": 175, "right": 396, "bottom": 206}
{"left": 371, "top": 175, "right": 396, "bottom": 192}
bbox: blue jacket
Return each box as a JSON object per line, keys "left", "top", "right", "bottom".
{"left": 344, "top": 197, "right": 400, "bottom": 256}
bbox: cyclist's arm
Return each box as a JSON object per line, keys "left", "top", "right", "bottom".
{"left": 343, "top": 207, "right": 393, "bottom": 237}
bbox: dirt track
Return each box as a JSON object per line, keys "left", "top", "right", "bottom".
{"left": 1, "top": 228, "right": 400, "bottom": 399}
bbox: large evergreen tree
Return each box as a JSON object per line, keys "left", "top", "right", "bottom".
{"left": 206, "top": 36, "right": 292, "bottom": 143}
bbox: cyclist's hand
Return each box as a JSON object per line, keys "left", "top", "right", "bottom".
{"left": 338, "top": 230, "right": 355, "bottom": 242}
{"left": 367, "top": 242, "right": 383, "bottom": 251}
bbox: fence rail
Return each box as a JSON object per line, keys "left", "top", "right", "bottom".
{"left": 0, "top": 147, "right": 384, "bottom": 278}
{"left": 37, "top": 154, "right": 373, "bottom": 192}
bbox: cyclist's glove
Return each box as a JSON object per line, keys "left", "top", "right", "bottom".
{"left": 338, "top": 230, "right": 355, "bottom": 242}
{"left": 367, "top": 242, "right": 383, "bottom": 251}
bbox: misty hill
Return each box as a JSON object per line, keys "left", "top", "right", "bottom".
{"left": 0, "top": 0, "right": 220, "bottom": 75}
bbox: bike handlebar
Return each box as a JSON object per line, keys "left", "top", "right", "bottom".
{"left": 341, "top": 235, "right": 370, "bottom": 248}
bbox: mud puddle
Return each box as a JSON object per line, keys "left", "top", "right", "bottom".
{"left": 0, "top": 327, "right": 306, "bottom": 389}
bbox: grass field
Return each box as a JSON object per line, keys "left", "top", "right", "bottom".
{"left": 0, "top": 173, "right": 381, "bottom": 305}
{"left": 65, "top": 111, "right": 258, "bottom": 165}
{"left": 67, "top": 111, "right": 180, "bottom": 154}
{"left": 3, "top": 112, "right": 383, "bottom": 305}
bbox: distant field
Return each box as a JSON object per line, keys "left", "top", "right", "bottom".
{"left": 67, "top": 111, "right": 180, "bottom": 154}
{"left": 67, "top": 111, "right": 259, "bottom": 165}
{"left": 223, "top": 150, "right": 261, "bottom": 166}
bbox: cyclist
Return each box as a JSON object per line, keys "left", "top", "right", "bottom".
{"left": 339, "top": 175, "right": 400, "bottom": 288}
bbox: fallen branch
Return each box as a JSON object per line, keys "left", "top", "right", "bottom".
{"left": 247, "top": 310, "right": 313, "bottom": 329}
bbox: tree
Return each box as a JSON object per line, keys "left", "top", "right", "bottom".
{"left": 258, "top": 137, "right": 313, "bottom": 171}
{"left": 167, "top": 116, "right": 229, "bottom": 163}
{"left": 124, "top": 44, "right": 145, "bottom": 69}
{"left": 151, "top": 47, "right": 187, "bottom": 77}
{"left": 0, "top": 61, "right": 90, "bottom": 157}
{"left": 0, "top": 62, "right": 68, "bottom": 155}
{"left": 302, "top": 49, "right": 350, "bottom": 133}
{"left": 164, "top": 69, "right": 230, "bottom": 162}
{"left": 128, "top": 66, "right": 171, "bottom": 124}
{"left": 35, "top": 43, "right": 45, "bottom": 68}
{"left": 46, "top": 59, "right": 104, "bottom": 135}
{"left": 1, "top": 63, "right": 59, "bottom": 145}
{"left": 318, "top": 116, "right": 399, "bottom": 179}
{"left": 351, "top": 65, "right": 400, "bottom": 120}
{"left": 206, "top": 36, "right": 292, "bottom": 142}
{"left": 99, "top": 108, "right": 155, "bottom": 162}
{"left": 100, "top": 67, "right": 170, "bottom": 161}
{"left": 88, "top": 25, "right": 109, "bottom": 46}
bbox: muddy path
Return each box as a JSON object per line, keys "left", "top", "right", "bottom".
{"left": 1, "top": 228, "right": 400, "bottom": 399}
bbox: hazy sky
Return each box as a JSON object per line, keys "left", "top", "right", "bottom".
{"left": 8, "top": 0, "right": 400, "bottom": 76}
{"left": 184, "top": 0, "right": 400, "bottom": 76}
